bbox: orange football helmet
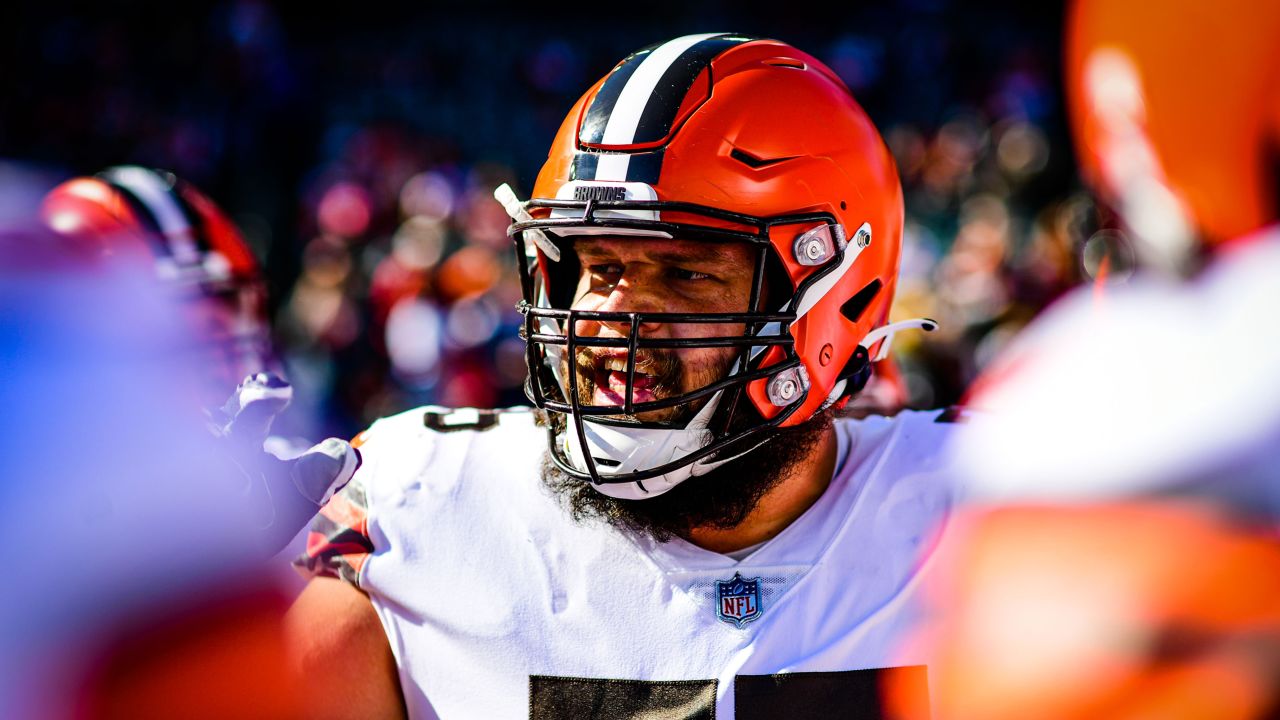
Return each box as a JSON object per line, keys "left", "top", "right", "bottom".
{"left": 1066, "top": 0, "right": 1280, "bottom": 270}
{"left": 41, "top": 166, "right": 272, "bottom": 405}
{"left": 499, "top": 34, "right": 929, "bottom": 496}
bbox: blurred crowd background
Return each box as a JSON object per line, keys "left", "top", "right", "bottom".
{"left": 3, "top": 0, "right": 1094, "bottom": 441}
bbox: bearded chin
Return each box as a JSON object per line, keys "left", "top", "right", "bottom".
{"left": 539, "top": 407, "right": 834, "bottom": 543}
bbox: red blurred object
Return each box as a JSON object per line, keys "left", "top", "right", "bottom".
{"left": 894, "top": 504, "right": 1280, "bottom": 720}
{"left": 76, "top": 585, "right": 310, "bottom": 720}
{"left": 435, "top": 245, "right": 499, "bottom": 303}
{"left": 316, "top": 181, "right": 373, "bottom": 239}
{"left": 368, "top": 254, "right": 430, "bottom": 328}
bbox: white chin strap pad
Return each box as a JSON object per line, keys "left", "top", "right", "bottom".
{"left": 563, "top": 393, "right": 727, "bottom": 500}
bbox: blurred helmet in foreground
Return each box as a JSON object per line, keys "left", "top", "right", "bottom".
{"left": 41, "top": 166, "right": 272, "bottom": 406}
{"left": 1066, "top": 0, "right": 1280, "bottom": 272}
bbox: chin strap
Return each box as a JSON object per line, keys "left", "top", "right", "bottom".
{"left": 860, "top": 317, "right": 938, "bottom": 361}
{"left": 821, "top": 317, "right": 939, "bottom": 409}
{"left": 565, "top": 392, "right": 725, "bottom": 501}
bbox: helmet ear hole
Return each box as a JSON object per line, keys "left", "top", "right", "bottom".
{"left": 840, "top": 279, "right": 882, "bottom": 323}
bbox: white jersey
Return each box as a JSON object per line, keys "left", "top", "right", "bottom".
{"left": 299, "top": 407, "right": 962, "bottom": 719}
{"left": 949, "top": 227, "right": 1280, "bottom": 512}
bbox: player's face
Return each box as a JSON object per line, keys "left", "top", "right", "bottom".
{"left": 180, "top": 291, "right": 270, "bottom": 410}
{"left": 567, "top": 237, "right": 757, "bottom": 423}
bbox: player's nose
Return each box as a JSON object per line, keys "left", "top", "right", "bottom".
{"left": 575, "top": 275, "right": 665, "bottom": 338}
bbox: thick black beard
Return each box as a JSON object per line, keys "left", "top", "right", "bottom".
{"left": 539, "top": 408, "right": 834, "bottom": 544}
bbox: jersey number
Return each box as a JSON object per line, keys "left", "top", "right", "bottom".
{"left": 529, "top": 666, "right": 926, "bottom": 719}
{"left": 422, "top": 407, "right": 501, "bottom": 432}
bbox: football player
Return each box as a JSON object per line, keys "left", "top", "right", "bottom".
{"left": 909, "top": 1, "right": 1280, "bottom": 718}
{"left": 290, "top": 35, "right": 956, "bottom": 719}
{"left": 0, "top": 222, "right": 315, "bottom": 720}
{"left": 27, "top": 169, "right": 360, "bottom": 715}
{"left": 41, "top": 166, "right": 359, "bottom": 555}
{"left": 42, "top": 165, "right": 274, "bottom": 410}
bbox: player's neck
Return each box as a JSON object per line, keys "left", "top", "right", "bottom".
{"left": 683, "top": 426, "right": 838, "bottom": 555}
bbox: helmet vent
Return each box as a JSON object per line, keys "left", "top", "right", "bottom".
{"left": 730, "top": 148, "right": 799, "bottom": 169}
{"left": 764, "top": 58, "right": 807, "bottom": 70}
{"left": 840, "top": 279, "right": 883, "bottom": 323}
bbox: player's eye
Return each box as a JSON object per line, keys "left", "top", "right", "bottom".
{"left": 585, "top": 264, "right": 624, "bottom": 290}
{"left": 671, "top": 267, "right": 713, "bottom": 281}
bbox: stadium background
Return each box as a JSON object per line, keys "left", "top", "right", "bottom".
{"left": 2, "top": 0, "right": 1084, "bottom": 442}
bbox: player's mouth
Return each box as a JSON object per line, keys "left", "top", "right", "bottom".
{"left": 591, "top": 355, "right": 663, "bottom": 407}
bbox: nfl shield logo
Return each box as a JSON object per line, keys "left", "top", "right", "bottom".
{"left": 716, "top": 572, "right": 763, "bottom": 628}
